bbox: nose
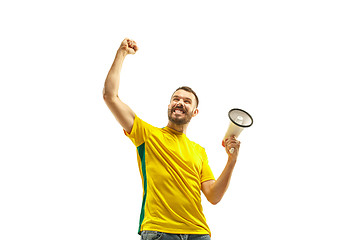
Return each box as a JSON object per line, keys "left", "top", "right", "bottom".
{"left": 176, "top": 99, "right": 185, "bottom": 107}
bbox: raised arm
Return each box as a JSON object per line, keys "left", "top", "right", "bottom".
{"left": 103, "top": 38, "right": 138, "bottom": 133}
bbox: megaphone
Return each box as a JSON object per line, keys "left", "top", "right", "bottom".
{"left": 223, "top": 108, "right": 253, "bottom": 153}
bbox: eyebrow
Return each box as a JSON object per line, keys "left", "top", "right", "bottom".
{"left": 172, "top": 95, "right": 192, "bottom": 102}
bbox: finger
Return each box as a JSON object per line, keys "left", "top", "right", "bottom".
{"left": 229, "top": 135, "right": 238, "bottom": 141}
{"left": 225, "top": 137, "right": 231, "bottom": 143}
{"left": 226, "top": 139, "right": 237, "bottom": 146}
{"left": 225, "top": 136, "right": 236, "bottom": 143}
{"left": 128, "top": 40, "right": 133, "bottom": 48}
{"left": 128, "top": 48, "right": 135, "bottom": 54}
{"left": 227, "top": 141, "right": 240, "bottom": 151}
{"left": 128, "top": 40, "right": 138, "bottom": 51}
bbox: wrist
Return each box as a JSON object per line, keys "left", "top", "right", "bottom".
{"left": 227, "top": 155, "right": 237, "bottom": 165}
{"left": 117, "top": 48, "right": 128, "bottom": 58}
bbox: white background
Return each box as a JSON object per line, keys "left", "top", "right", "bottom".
{"left": 1, "top": 0, "right": 359, "bottom": 239}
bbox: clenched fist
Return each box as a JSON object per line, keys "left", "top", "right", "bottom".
{"left": 120, "top": 38, "right": 138, "bottom": 55}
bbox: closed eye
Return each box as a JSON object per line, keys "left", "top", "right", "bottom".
{"left": 172, "top": 95, "right": 193, "bottom": 105}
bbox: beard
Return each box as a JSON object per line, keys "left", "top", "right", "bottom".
{"left": 168, "top": 105, "right": 193, "bottom": 125}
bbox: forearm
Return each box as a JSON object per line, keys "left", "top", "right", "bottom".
{"left": 208, "top": 158, "right": 236, "bottom": 204}
{"left": 103, "top": 49, "right": 127, "bottom": 99}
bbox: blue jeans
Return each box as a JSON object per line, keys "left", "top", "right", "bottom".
{"left": 140, "top": 231, "right": 211, "bottom": 240}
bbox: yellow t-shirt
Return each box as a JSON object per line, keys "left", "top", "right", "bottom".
{"left": 124, "top": 115, "right": 215, "bottom": 235}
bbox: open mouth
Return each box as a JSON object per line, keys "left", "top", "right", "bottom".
{"left": 173, "top": 107, "right": 186, "bottom": 114}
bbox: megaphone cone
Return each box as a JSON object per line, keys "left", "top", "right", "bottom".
{"left": 223, "top": 108, "right": 253, "bottom": 153}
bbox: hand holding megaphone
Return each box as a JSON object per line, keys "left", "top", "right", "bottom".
{"left": 223, "top": 108, "right": 253, "bottom": 154}
{"left": 222, "top": 136, "right": 241, "bottom": 155}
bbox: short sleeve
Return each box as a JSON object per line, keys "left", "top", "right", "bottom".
{"left": 124, "top": 115, "right": 155, "bottom": 147}
{"left": 200, "top": 149, "right": 215, "bottom": 183}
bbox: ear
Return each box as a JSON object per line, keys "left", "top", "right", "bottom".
{"left": 192, "top": 108, "right": 199, "bottom": 117}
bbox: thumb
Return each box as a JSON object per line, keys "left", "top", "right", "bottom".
{"left": 128, "top": 48, "right": 136, "bottom": 54}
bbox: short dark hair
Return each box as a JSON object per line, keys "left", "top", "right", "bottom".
{"left": 172, "top": 86, "right": 199, "bottom": 108}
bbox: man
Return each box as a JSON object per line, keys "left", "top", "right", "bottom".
{"left": 103, "top": 38, "right": 240, "bottom": 240}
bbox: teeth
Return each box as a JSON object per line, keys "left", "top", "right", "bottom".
{"left": 175, "top": 109, "right": 184, "bottom": 114}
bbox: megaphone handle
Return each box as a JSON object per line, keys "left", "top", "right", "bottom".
{"left": 229, "top": 148, "right": 234, "bottom": 154}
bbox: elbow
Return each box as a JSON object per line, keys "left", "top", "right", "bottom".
{"left": 208, "top": 196, "right": 221, "bottom": 205}
{"left": 210, "top": 199, "right": 220, "bottom": 205}
{"left": 103, "top": 91, "right": 117, "bottom": 103}
{"left": 102, "top": 88, "right": 108, "bottom": 101}
{"left": 102, "top": 92, "right": 110, "bottom": 101}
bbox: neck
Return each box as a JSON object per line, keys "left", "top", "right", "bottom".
{"left": 166, "top": 121, "right": 188, "bottom": 134}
